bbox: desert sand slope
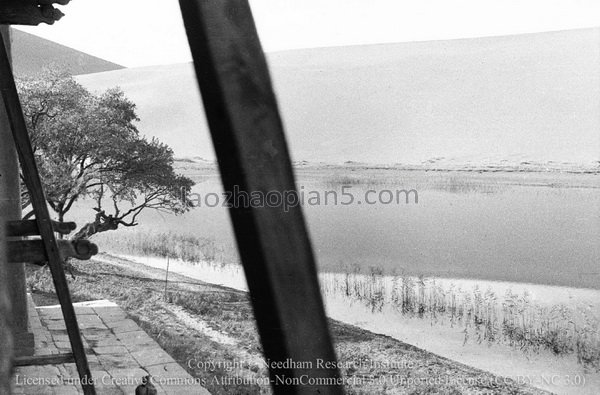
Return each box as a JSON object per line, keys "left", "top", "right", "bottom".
{"left": 77, "top": 28, "right": 600, "bottom": 166}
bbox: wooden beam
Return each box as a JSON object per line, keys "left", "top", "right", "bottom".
{"left": 14, "top": 353, "right": 74, "bottom": 366}
{"left": 0, "top": 31, "right": 95, "bottom": 395}
{"left": 0, "top": 26, "right": 30, "bottom": 341}
{"left": 0, "top": 0, "right": 69, "bottom": 26}
{"left": 179, "top": 1, "right": 343, "bottom": 394}
{"left": 7, "top": 220, "right": 76, "bottom": 237}
{"left": 7, "top": 239, "right": 98, "bottom": 263}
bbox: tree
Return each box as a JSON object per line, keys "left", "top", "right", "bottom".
{"left": 17, "top": 68, "right": 194, "bottom": 240}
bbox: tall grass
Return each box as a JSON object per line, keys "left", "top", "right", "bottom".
{"left": 93, "top": 230, "right": 224, "bottom": 264}
{"left": 320, "top": 268, "right": 600, "bottom": 371}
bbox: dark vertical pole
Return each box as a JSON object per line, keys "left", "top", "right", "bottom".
{"left": 179, "top": 1, "right": 344, "bottom": 393}
{"left": 0, "top": 30, "right": 95, "bottom": 395}
{"left": 0, "top": 25, "right": 28, "bottom": 341}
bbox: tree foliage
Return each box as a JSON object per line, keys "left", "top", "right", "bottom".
{"left": 17, "top": 68, "right": 194, "bottom": 239}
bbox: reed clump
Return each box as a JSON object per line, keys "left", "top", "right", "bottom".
{"left": 321, "top": 267, "right": 600, "bottom": 371}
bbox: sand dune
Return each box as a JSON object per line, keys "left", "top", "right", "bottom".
{"left": 76, "top": 28, "right": 600, "bottom": 166}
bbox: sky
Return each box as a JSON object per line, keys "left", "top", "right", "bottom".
{"left": 18, "top": 0, "right": 600, "bottom": 67}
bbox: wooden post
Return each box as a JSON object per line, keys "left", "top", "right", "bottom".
{"left": 0, "top": 29, "right": 95, "bottom": 395}
{"left": 0, "top": 25, "right": 30, "bottom": 349}
{"left": 179, "top": 1, "right": 344, "bottom": 393}
{"left": 164, "top": 255, "right": 170, "bottom": 301}
{"left": 0, "top": 217, "right": 13, "bottom": 395}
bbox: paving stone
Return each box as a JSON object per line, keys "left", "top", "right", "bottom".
{"left": 97, "top": 353, "right": 140, "bottom": 370}
{"left": 108, "top": 367, "right": 148, "bottom": 390}
{"left": 154, "top": 385, "right": 169, "bottom": 395}
{"left": 78, "top": 314, "right": 105, "bottom": 323}
{"left": 94, "top": 384, "right": 124, "bottom": 395}
{"left": 117, "top": 333, "right": 156, "bottom": 351}
{"left": 163, "top": 384, "right": 211, "bottom": 395}
{"left": 42, "top": 316, "right": 66, "bottom": 324}
{"left": 14, "top": 364, "right": 61, "bottom": 380}
{"left": 115, "top": 330, "right": 151, "bottom": 343}
{"left": 11, "top": 384, "right": 25, "bottom": 394}
{"left": 93, "top": 306, "right": 126, "bottom": 316}
{"left": 80, "top": 322, "right": 108, "bottom": 330}
{"left": 148, "top": 366, "right": 210, "bottom": 395}
{"left": 19, "top": 385, "right": 58, "bottom": 394}
{"left": 55, "top": 341, "right": 72, "bottom": 351}
{"left": 93, "top": 345, "right": 130, "bottom": 355}
{"left": 131, "top": 348, "right": 175, "bottom": 368}
{"left": 46, "top": 323, "right": 67, "bottom": 331}
{"left": 77, "top": 316, "right": 108, "bottom": 330}
{"left": 124, "top": 342, "right": 160, "bottom": 353}
{"left": 87, "top": 337, "right": 124, "bottom": 348}
{"left": 117, "top": 384, "right": 140, "bottom": 394}
{"left": 108, "top": 319, "right": 139, "bottom": 334}
{"left": 98, "top": 310, "right": 128, "bottom": 320}
{"left": 50, "top": 385, "right": 81, "bottom": 395}
{"left": 88, "top": 358, "right": 104, "bottom": 371}
{"left": 24, "top": 299, "right": 210, "bottom": 395}
{"left": 50, "top": 334, "right": 70, "bottom": 343}
{"left": 73, "top": 306, "right": 97, "bottom": 315}
{"left": 101, "top": 314, "right": 129, "bottom": 324}
{"left": 146, "top": 363, "right": 191, "bottom": 380}
{"left": 36, "top": 308, "right": 64, "bottom": 319}
{"left": 82, "top": 328, "right": 117, "bottom": 342}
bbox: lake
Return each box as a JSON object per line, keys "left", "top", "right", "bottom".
{"left": 72, "top": 167, "right": 600, "bottom": 289}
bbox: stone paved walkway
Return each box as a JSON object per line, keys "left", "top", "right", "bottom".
{"left": 12, "top": 298, "right": 210, "bottom": 395}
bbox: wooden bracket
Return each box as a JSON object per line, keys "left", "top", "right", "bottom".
{"left": 0, "top": 0, "right": 70, "bottom": 26}
{"left": 8, "top": 239, "right": 98, "bottom": 263}
{"left": 7, "top": 220, "right": 76, "bottom": 237}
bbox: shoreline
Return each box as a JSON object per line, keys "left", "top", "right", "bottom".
{"left": 174, "top": 159, "right": 600, "bottom": 175}
{"left": 115, "top": 253, "right": 600, "bottom": 309}
{"left": 113, "top": 253, "right": 600, "bottom": 395}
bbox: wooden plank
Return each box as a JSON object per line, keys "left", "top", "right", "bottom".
{"left": 0, "top": 0, "right": 69, "bottom": 26}
{"left": 8, "top": 239, "right": 98, "bottom": 263}
{"left": 0, "top": 31, "right": 95, "bottom": 395}
{"left": 14, "top": 353, "right": 74, "bottom": 366}
{"left": 7, "top": 220, "right": 76, "bottom": 237}
{"left": 178, "top": 2, "right": 344, "bottom": 394}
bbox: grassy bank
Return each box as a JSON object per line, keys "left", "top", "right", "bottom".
{"left": 26, "top": 255, "right": 546, "bottom": 395}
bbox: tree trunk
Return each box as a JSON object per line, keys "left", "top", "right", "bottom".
{"left": 72, "top": 215, "right": 120, "bottom": 241}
